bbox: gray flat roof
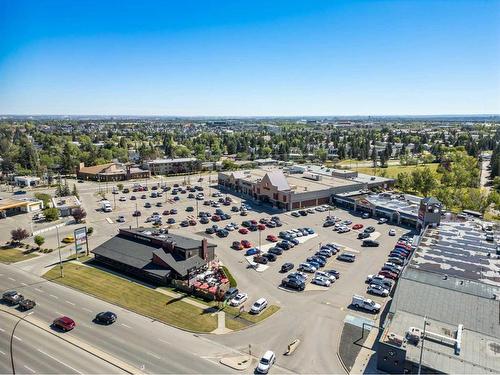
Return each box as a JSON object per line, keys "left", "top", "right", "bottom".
{"left": 147, "top": 158, "right": 197, "bottom": 164}
{"left": 124, "top": 228, "right": 216, "bottom": 250}
{"left": 411, "top": 221, "right": 500, "bottom": 287}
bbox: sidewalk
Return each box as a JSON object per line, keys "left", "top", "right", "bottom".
{"left": 349, "top": 326, "right": 379, "bottom": 374}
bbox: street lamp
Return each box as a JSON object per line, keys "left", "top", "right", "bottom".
{"left": 417, "top": 316, "right": 429, "bottom": 375}
{"left": 135, "top": 202, "right": 139, "bottom": 228}
{"left": 55, "top": 226, "right": 64, "bottom": 278}
{"left": 10, "top": 311, "right": 34, "bottom": 374}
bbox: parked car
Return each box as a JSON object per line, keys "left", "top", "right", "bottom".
{"left": 266, "top": 234, "right": 278, "bottom": 242}
{"left": 367, "top": 284, "right": 390, "bottom": 297}
{"left": 94, "top": 311, "right": 117, "bottom": 325}
{"left": 132, "top": 210, "right": 141, "bottom": 217}
{"left": 239, "top": 228, "right": 249, "bottom": 234}
{"left": 378, "top": 218, "right": 388, "bottom": 224}
{"left": 312, "top": 275, "right": 331, "bottom": 287}
{"left": 62, "top": 236, "right": 75, "bottom": 243}
{"left": 241, "top": 240, "right": 252, "bottom": 248}
{"left": 378, "top": 270, "right": 399, "bottom": 280}
{"left": 268, "top": 247, "right": 283, "bottom": 256}
{"left": 364, "top": 226, "right": 375, "bottom": 233}
{"left": 291, "top": 211, "right": 300, "bottom": 217}
{"left": 352, "top": 224, "right": 363, "bottom": 230}
{"left": 256, "top": 350, "right": 276, "bottom": 374}
{"left": 362, "top": 212, "right": 370, "bottom": 219}
{"left": 324, "top": 269, "right": 340, "bottom": 279}
{"left": 254, "top": 255, "right": 269, "bottom": 265}
{"left": 280, "top": 262, "right": 294, "bottom": 273}
{"left": 224, "top": 287, "right": 239, "bottom": 301}
{"left": 281, "top": 277, "right": 305, "bottom": 291}
{"left": 362, "top": 239, "right": 379, "bottom": 247}
{"left": 337, "top": 253, "right": 356, "bottom": 262}
{"left": 387, "top": 257, "right": 405, "bottom": 266}
{"left": 299, "top": 263, "right": 317, "bottom": 273}
{"left": 315, "top": 271, "right": 336, "bottom": 282}
{"left": 52, "top": 316, "right": 76, "bottom": 331}
{"left": 245, "top": 248, "right": 260, "bottom": 256}
{"left": 117, "top": 215, "right": 125, "bottom": 223}
{"left": 250, "top": 298, "right": 268, "bottom": 314}
{"left": 358, "top": 232, "right": 370, "bottom": 239}
{"left": 366, "top": 275, "right": 393, "bottom": 289}
{"left": 230, "top": 293, "right": 248, "bottom": 307}
{"left": 351, "top": 295, "right": 381, "bottom": 312}
{"left": 389, "top": 229, "right": 396, "bottom": 236}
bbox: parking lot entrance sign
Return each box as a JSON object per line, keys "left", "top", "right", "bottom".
{"left": 74, "top": 227, "right": 89, "bottom": 259}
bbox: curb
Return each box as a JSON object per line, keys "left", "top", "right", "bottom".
{"left": 0, "top": 307, "right": 140, "bottom": 374}
{"left": 336, "top": 323, "right": 350, "bottom": 374}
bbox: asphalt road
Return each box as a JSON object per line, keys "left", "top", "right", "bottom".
{"left": 0, "top": 312, "right": 123, "bottom": 374}
{"left": 0, "top": 264, "right": 237, "bottom": 374}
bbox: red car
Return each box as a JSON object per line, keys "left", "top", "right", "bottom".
{"left": 239, "top": 228, "right": 249, "bottom": 235}
{"left": 232, "top": 241, "right": 244, "bottom": 250}
{"left": 352, "top": 224, "right": 363, "bottom": 230}
{"left": 189, "top": 219, "right": 197, "bottom": 226}
{"left": 378, "top": 270, "right": 398, "bottom": 280}
{"left": 250, "top": 219, "right": 258, "bottom": 225}
{"left": 53, "top": 316, "right": 75, "bottom": 331}
{"left": 266, "top": 234, "right": 278, "bottom": 242}
{"left": 396, "top": 242, "right": 412, "bottom": 250}
{"left": 211, "top": 215, "right": 221, "bottom": 222}
{"left": 257, "top": 224, "right": 266, "bottom": 231}
{"left": 162, "top": 210, "right": 170, "bottom": 215}
{"left": 241, "top": 240, "right": 252, "bottom": 248}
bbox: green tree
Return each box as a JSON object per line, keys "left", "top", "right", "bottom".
{"left": 43, "top": 207, "right": 59, "bottom": 222}
{"left": 72, "top": 184, "right": 79, "bottom": 198}
{"left": 34, "top": 235, "right": 45, "bottom": 248}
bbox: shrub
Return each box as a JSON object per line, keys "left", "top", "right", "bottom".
{"left": 71, "top": 207, "right": 87, "bottom": 223}
{"left": 34, "top": 235, "right": 45, "bottom": 248}
{"left": 11, "top": 228, "right": 29, "bottom": 244}
{"left": 34, "top": 193, "right": 52, "bottom": 208}
{"left": 43, "top": 207, "right": 59, "bottom": 222}
{"left": 87, "top": 227, "right": 94, "bottom": 235}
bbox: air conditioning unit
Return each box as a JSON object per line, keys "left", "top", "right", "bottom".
{"left": 406, "top": 327, "right": 423, "bottom": 344}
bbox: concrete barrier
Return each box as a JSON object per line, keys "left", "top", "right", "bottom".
{"left": 32, "top": 222, "right": 67, "bottom": 236}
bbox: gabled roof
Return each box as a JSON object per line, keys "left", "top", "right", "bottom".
{"left": 422, "top": 197, "right": 441, "bottom": 205}
{"left": 152, "top": 249, "right": 205, "bottom": 277}
{"left": 78, "top": 163, "right": 118, "bottom": 174}
{"left": 265, "top": 171, "right": 290, "bottom": 191}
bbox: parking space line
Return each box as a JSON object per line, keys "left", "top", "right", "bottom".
{"left": 13, "top": 335, "right": 22, "bottom": 342}
{"left": 0, "top": 328, "right": 5, "bottom": 332}
{"left": 158, "top": 338, "right": 170, "bottom": 345}
{"left": 120, "top": 323, "right": 132, "bottom": 328}
{"left": 65, "top": 300, "right": 76, "bottom": 306}
{"left": 8, "top": 277, "right": 15, "bottom": 281}
{"left": 21, "top": 282, "right": 28, "bottom": 286}
{"left": 82, "top": 307, "right": 92, "bottom": 313}
{"left": 0, "top": 350, "right": 5, "bottom": 355}
{"left": 49, "top": 294, "right": 59, "bottom": 299}
{"left": 34, "top": 288, "right": 44, "bottom": 293}
{"left": 148, "top": 352, "right": 161, "bottom": 360}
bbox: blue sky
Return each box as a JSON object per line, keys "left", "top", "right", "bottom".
{"left": 0, "top": 0, "right": 499, "bottom": 116}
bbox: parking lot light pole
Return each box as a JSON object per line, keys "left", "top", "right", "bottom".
{"left": 135, "top": 203, "right": 139, "bottom": 228}
{"left": 258, "top": 229, "right": 262, "bottom": 250}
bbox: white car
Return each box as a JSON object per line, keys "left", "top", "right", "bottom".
{"left": 256, "top": 350, "right": 276, "bottom": 374}
{"left": 384, "top": 262, "right": 403, "bottom": 273}
{"left": 378, "top": 218, "right": 388, "bottom": 224}
{"left": 225, "top": 225, "right": 234, "bottom": 231}
{"left": 117, "top": 215, "right": 125, "bottom": 223}
{"left": 312, "top": 276, "right": 331, "bottom": 287}
{"left": 299, "top": 263, "right": 317, "bottom": 273}
{"left": 230, "top": 293, "right": 248, "bottom": 306}
{"left": 367, "top": 284, "right": 389, "bottom": 297}
{"left": 389, "top": 229, "right": 396, "bottom": 236}
{"left": 366, "top": 274, "right": 393, "bottom": 289}
{"left": 250, "top": 298, "right": 268, "bottom": 314}
{"left": 119, "top": 196, "right": 126, "bottom": 202}
{"left": 315, "top": 271, "right": 336, "bottom": 282}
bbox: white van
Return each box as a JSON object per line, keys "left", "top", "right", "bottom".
{"left": 351, "top": 295, "right": 381, "bottom": 312}
{"left": 100, "top": 200, "right": 112, "bottom": 212}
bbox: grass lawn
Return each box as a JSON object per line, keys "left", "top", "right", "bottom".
{"left": 0, "top": 248, "right": 38, "bottom": 264}
{"left": 353, "top": 163, "right": 440, "bottom": 178}
{"left": 66, "top": 253, "right": 92, "bottom": 262}
{"left": 43, "top": 263, "right": 218, "bottom": 333}
{"left": 224, "top": 305, "right": 280, "bottom": 331}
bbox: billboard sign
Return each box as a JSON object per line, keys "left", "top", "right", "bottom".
{"left": 74, "top": 227, "right": 87, "bottom": 252}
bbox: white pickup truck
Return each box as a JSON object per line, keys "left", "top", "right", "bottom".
{"left": 351, "top": 294, "right": 381, "bottom": 312}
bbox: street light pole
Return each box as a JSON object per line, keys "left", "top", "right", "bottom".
{"left": 10, "top": 312, "right": 33, "bottom": 374}
{"left": 135, "top": 203, "right": 139, "bottom": 228}
{"left": 417, "top": 316, "right": 428, "bottom": 375}
{"left": 55, "top": 225, "right": 64, "bottom": 278}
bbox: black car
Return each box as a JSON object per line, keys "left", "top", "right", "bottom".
{"left": 19, "top": 299, "right": 36, "bottom": 311}
{"left": 123, "top": 188, "right": 130, "bottom": 193}
{"left": 362, "top": 239, "right": 379, "bottom": 247}
{"left": 145, "top": 202, "right": 151, "bottom": 208}
{"left": 364, "top": 226, "right": 375, "bottom": 234}
{"left": 94, "top": 311, "right": 117, "bottom": 325}
{"left": 200, "top": 217, "right": 209, "bottom": 224}
{"left": 269, "top": 247, "right": 283, "bottom": 256}
{"left": 205, "top": 227, "right": 215, "bottom": 234}
{"left": 266, "top": 221, "right": 277, "bottom": 228}
{"left": 253, "top": 255, "right": 268, "bottom": 265}
{"left": 280, "top": 262, "right": 294, "bottom": 273}
{"left": 325, "top": 269, "right": 340, "bottom": 279}
{"left": 337, "top": 253, "right": 356, "bottom": 262}
{"left": 281, "top": 277, "right": 305, "bottom": 291}
{"left": 248, "top": 225, "right": 258, "bottom": 232}
{"left": 2, "top": 291, "right": 24, "bottom": 305}
{"left": 167, "top": 218, "right": 176, "bottom": 224}
{"left": 263, "top": 253, "right": 277, "bottom": 262}
{"left": 216, "top": 229, "right": 229, "bottom": 237}
{"left": 242, "top": 221, "right": 251, "bottom": 228}
{"left": 180, "top": 220, "right": 189, "bottom": 227}
{"left": 277, "top": 241, "right": 291, "bottom": 250}
{"left": 224, "top": 287, "right": 239, "bottom": 300}
{"left": 298, "top": 210, "right": 308, "bottom": 216}
{"left": 323, "top": 220, "right": 335, "bottom": 227}
{"left": 231, "top": 206, "right": 240, "bottom": 212}
{"left": 358, "top": 232, "right": 370, "bottom": 239}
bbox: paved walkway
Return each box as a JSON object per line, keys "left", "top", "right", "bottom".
{"left": 349, "top": 326, "right": 380, "bottom": 374}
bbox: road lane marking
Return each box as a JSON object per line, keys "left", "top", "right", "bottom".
{"left": 158, "top": 338, "right": 170, "bottom": 344}
{"left": 34, "top": 288, "right": 44, "bottom": 293}
{"left": 65, "top": 300, "right": 76, "bottom": 306}
{"left": 8, "top": 277, "right": 15, "bottom": 281}
{"left": 120, "top": 323, "right": 131, "bottom": 328}
{"left": 23, "top": 365, "right": 35, "bottom": 373}
{"left": 82, "top": 308, "right": 92, "bottom": 313}
{"left": 21, "top": 282, "right": 28, "bottom": 286}
{"left": 49, "top": 294, "right": 59, "bottom": 299}
{"left": 148, "top": 352, "right": 161, "bottom": 360}
{"left": 37, "top": 349, "right": 83, "bottom": 374}
{"left": 0, "top": 328, "right": 5, "bottom": 332}
{"left": 55, "top": 311, "right": 64, "bottom": 316}
{"left": 13, "top": 335, "right": 22, "bottom": 342}
{"left": 0, "top": 350, "right": 5, "bottom": 355}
